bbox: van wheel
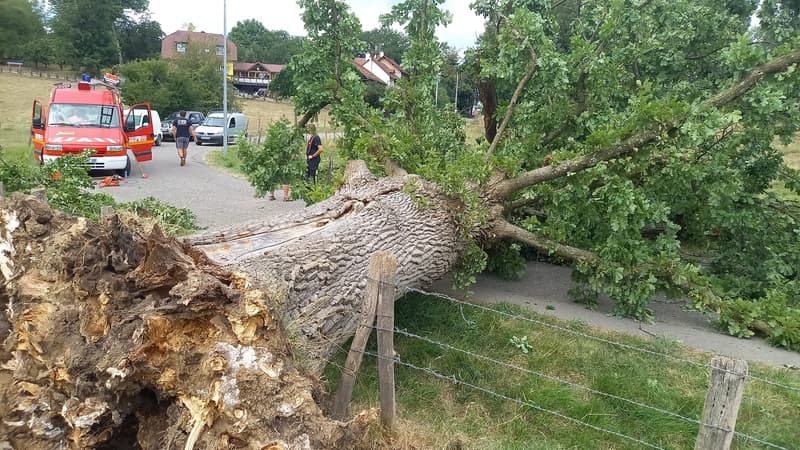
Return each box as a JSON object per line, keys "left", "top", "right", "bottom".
{"left": 117, "top": 155, "right": 131, "bottom": 178}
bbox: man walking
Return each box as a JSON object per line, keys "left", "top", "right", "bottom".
{"left": 171, "top": 111, "right": 196, "bottom": 166}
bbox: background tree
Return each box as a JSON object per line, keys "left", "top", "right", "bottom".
{"left": 49, "top": 0, "right": 149, "bottom": 71}
{"left": 229, "top": 18, "right": 268, "bottom": 62}
{"left": 360, "top": 25, "right": 410, "bottom": 63}
{"left": 20, "top": 35, "right": 54, "bottom": 68}
{"left": 0, "top": 0, "right": 44, "bottom": 60}
{"left": 116, "top": 15, "right": 163, "bottom": 62}
{"left": 229, "top": 19, "right": 304, "bottom": 63}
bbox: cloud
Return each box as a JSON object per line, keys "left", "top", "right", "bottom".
{"left": 149, "top": 0, "right": 484, "bottom": 49}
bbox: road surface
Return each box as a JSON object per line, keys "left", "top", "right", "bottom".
{"left": 101, "top": 142, "right": 305, "bottom": 230}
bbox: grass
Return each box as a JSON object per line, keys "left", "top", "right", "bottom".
{"left": 0, "top": 72, "right": 57, "bottom": 149}
{"left": 464, "top": 115, "right": 486, "bottom": 145}
{"left": 323, "top": 293, "right": 800, "bottom": 449}
{"left": 204, "top": 144, "right": 244, "bottom": 177}
{"left": 777, "top": 133, "right": 800, "bottom": 170}
{"left": 239, "top": 96, "right": 335, "bottom": 136}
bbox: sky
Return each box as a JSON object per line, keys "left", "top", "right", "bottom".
{"left": 148, "top": 0, "right": 486, "bottom": 50}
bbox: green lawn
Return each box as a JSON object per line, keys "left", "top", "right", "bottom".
{"left": 778, "top": 133, "right": 800, "bottom": 170}
{"left": 323, "top": 293, "right": 800, "bottom": 449}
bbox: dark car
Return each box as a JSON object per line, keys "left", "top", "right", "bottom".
{"left": 161, "top": 111, "right": 205, "bottom": 142}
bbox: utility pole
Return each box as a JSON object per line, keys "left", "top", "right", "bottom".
{"left": 454, "top": 68, "right": 459, "bottom": 113}
{"left": 435, "top": 74, "right": 439, "bottom": 106}
{"left": 222, "top": 0, "right": 229, "bottom": 155}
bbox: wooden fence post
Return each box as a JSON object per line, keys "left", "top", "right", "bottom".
{"left": 331, "top": 252, "right": 394, "bottom": 419}
{"left": 0, "top": 181, "right": 5, "bottom": 197}
{"left": 376, "top": 253, "right": 398, "bottom": 430}
{"left": 695, "top": 357, "right": 748, "bottom": 450}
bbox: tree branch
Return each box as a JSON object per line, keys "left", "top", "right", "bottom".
{"left": 487, "top": 49, "right": 538, "bottom": 156}
{"left": 298, "top": 101, "right": 329, "bottom": 128}
{"left": 492, "top": 219, "right": 600, "bottom": 264}
{"left": 489, "top": 49, "right": 800, "bottom": 199}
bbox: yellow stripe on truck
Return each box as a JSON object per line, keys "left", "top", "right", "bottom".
{"left": 128, "top": 140, "right": 154, "bottom": 146}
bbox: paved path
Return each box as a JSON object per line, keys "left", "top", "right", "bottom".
{"left": 101, "top": 142, "right": 305, "bottom": 230}
{"left": 102, "top": 146, "right": 800, "bottom": 368}
{"left": 432, "top": 264, "right": 800, "bottom": 368}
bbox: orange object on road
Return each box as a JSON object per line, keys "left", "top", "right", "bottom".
{"left": 98, "top": 175, "right": 121, "bottom": 187}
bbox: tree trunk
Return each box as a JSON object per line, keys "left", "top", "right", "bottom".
{"left": 0, "top": 162, "right": 469, "bottom": 449}
{"left": 191, "top": 162, "right": 464, "bottom": 374}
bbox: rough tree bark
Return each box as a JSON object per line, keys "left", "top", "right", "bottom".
{"left": 190, "top": 162, "right": 463, "bottom": 374}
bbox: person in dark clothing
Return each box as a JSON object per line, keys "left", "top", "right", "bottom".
{"left": 305, "top": 123, "right": 324, "bottom": 182}
{"left": 171, "top": 111, "right": 196, "bottom": 166}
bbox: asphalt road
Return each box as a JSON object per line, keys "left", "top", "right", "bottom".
{"left": 100, "top": 142, "right": 305, "bottom": 230}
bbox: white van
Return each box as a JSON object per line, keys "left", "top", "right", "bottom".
{"left": 124, "top": 108, "right": 162, "bottom": 146}
{"left": 195, "top": 112, "right": 248, "bottom": 146}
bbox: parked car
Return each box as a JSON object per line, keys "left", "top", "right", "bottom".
{"left": 194, "top": 112, "right": 248, "bottom": 146}
{"left": 161, "top": 110, "right": 204, "bottom": 142}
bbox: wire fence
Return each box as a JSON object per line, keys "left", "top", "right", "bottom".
{"left": 0, "top": 64, "right": 77, "bottom": 81}
{"left": 405, "top": 287, "right": 800, "bottom": 394}
{"left": 375, "top": 324, "right": 790, "bottom": 450}
{"left": 328, "top": 280, "right": 797, "bottom": 449}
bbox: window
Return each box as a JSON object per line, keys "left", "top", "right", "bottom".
{"left": 216, "top": 45, "right": 224, "bottom": 56}
{"left": 176, "top": 42, "right": 186, "bottom": 53}
{"left": 229, "top": 117, "right": 236, "bottom": 127}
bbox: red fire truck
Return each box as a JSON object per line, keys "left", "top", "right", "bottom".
{"left": 31, "top": 77, "right": 155, "bottom": 176}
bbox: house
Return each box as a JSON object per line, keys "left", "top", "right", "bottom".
{"left": 161, "top": 30, "right": 238, "bottom": 61}
{"left": 232, "top": 62, "right": 286, "bottom": 94}
{"left": 352, "top": 52, "right": 404, "bottom": 86}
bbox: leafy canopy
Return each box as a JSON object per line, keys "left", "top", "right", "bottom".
{"left": 253, "top": 0, "right": 800, "bottom": 349}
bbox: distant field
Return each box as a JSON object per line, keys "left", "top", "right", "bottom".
{"left": 778, "top": 133, "right": 800, "bottom": 169}
{"left": 0, "top": 72, "right": 58, "bottom": 148}
{"left": 239, "top": 97, "right": 333, "bottom": 136}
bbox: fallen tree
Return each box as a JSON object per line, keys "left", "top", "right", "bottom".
{"left": 3, "top": 0, "right": 800, "bottom": 447}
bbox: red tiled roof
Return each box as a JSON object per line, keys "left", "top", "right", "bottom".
{"left": 351, "top": 61, "right": 385, "bottom": 84}
{"left": 233, "top": 62, "right": 286, "bottom": 74}
{"left": 374, "top": 55, "right": 403, "bottom": 79}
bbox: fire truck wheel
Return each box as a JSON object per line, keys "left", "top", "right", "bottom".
{"left": 117, "top": 155, "right": 131, "bottom": 178}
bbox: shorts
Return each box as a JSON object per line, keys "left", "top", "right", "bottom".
{"left": 176, "top": 137, "right": 190, "bottom": 149}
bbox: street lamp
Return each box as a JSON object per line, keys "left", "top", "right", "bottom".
{"left": 222, "top": 0, "right": 229, "bottom": 155}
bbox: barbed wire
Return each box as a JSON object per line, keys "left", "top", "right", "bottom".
{"left": 404, "top": 287, "right": 800, "bottom": 393}
{"left": 379, "top": 325, "right": 789, "bottom": 450}
{"left": 360, "top": 348, "right": 667, "bottom": 449}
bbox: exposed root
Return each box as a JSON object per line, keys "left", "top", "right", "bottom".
{"left": 0, "top": 193, "right": 376, "bottom": 449}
